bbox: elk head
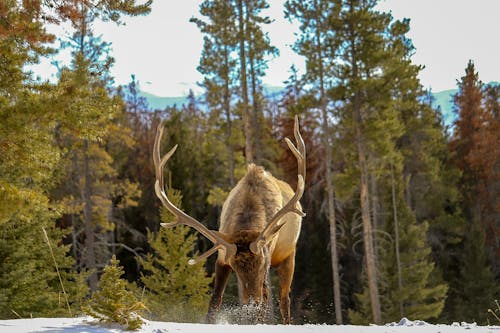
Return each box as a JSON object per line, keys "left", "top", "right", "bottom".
{"left": 153, "top": 116, "right": 306, "bottom": 324}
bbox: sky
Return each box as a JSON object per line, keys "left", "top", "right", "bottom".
{"left": 34, "top": 0, "right": 500, "bottom": 97}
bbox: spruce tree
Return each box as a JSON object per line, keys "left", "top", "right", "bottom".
{"left": 0, "top": 0, "right": 88, "bottom": 318}
{"left": 451, "top": 220, "right": 498, "bottom": 324}
{"left": 140, "top": 188, "right": 212, "bottom": 323}
{"left": 0, "top": 210, "right": 88, "bottom": 318}
{"left": 84, "top": 255, "right": 145, "bottom": 330}
{"left": 449, "top": 61, "right": 485, "bottom": 222}
{"left": 349, "top": 168, "right": 447, "bottom": 324}
{"left": 445, "top": 62, "right": 500, "bottom": 322}
{"left": 468, "top": 83, "right": 500, "bottom": 275}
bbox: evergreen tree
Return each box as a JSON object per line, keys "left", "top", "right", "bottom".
{"left": 325, "top": 0, "right": 402, "bottom": 323}
{"left": 194, "top": 0, "right": 277, "bottom": 165}
{"left": 449, "top": 61, "right": 485, "bottom": 223}
{"left": 450, "top": 220, "right": 498, "bottom": 324}
{"left": 51, "top": 0, "right": 151, "bottom": 290}
{"left": 350, "top": 196, "right": 447, "bottom": 323}
{"left": 468, "top": 83, "right": 500, "bottom": 274}
{"left": 140, "top": 188, "right": 212, "bottom": 323}
{"left": 445, "top": 62, "right": 500, "bottom": 322}
{"left": 0, "top": 209, "right": 88, "bottom": 318}
{"left": 84, "top": 255, "right": 145, "bottom": 330}
{"left": 192, "top": 0, "right": 242, "bottom": 191}
{"left": 0, "top": 0, "right": 88, "bottom": 318}
{"left": 285, "top": 0, "right": 343, "bottom": 323}
{"left": 286, "top": 0, "right": 451, "bottom": 324}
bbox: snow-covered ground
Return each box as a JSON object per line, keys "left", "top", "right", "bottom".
{"left": 0, "top": 317, "right": 498, "bottom": 333}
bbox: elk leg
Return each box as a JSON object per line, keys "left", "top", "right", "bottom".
{"left": 206, "top": 261, "right": 232, "bottom": 323}
{"left": 276, "top": 251, "right": 295, "bottom": 324}
{"left": 262, "top": 271, "right": 274, "bottom": 323}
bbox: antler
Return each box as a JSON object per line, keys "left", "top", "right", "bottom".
{"left": 153, "top": 123, "right": 237, "bottom": 264}
{"left": 250, "top": 115, "right": 306, "bottom": 254}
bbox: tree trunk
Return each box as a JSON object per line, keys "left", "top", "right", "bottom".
{"left": 82, "top": 139, "right": 97, "bottom": 291}
{"left": 370, "top": 172, "right": 379, "bottom": 259}
{"left": 349, "top": 0, "right": 381, "bottom": 319}
{"left": 237, "top": 0, "right": 253, "bottom": 164}
{"left": 315, "top": 18, "right": 343, "bottom": 324}
{"left": 391, "top": 163, "right": 404, "bottom": 318}
{"left": 356, "top": 130, "right": 381, "bottom": 324}
{"left": 246, "top": 6, "right": 261, "bottom": 164}
{"left": 250, "top": 55, "right": 261, "bottom": 163}
{"left": 223, "top": 46, "right": 235, "bottom": 186}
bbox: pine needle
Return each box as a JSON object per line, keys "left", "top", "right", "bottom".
{"left": 42, "top": 227, "right": 72, "bottom": 317}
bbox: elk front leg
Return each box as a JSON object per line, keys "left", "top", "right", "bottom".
{"left": 276, "top": 251, "right": 295, "bottom": 324}
{"left": 206, "top": 261, "right": 232, "bottom": 323}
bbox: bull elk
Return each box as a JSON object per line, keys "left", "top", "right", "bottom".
{"left": 153, "top": 116, "right": 306, "bottom": 324}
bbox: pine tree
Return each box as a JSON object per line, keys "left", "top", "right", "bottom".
{"left": 192, "top": 0, "right": 241, "bottom": 190}
{"left": 51, "top": 0, "right": 151, "bottom": 290}
{"left": 194, "top": 0, "right": 276, "bottom": 165}
{"left": 0, "top": 0, "right": 88, "bottom": 318}
{"left": 288, "top": 0, "right": 451, "bottom": 324}
{"left": 84, "top": 255, "right": 145, "bottom": 330}
{"left": 140, "top": 188, "right": 212, "bottom": 322}
{"left": 326, "top": 0, "right": 402, "bottom": 323}
{"left": 285, "top": 0, "right": 344, "bottom": 323}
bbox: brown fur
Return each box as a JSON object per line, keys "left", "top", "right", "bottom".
{"left": 208, "top": 164, "right": 302, "bottom": 324}
{"left": 154, "top": 118, "right": 305, "bottom": 325}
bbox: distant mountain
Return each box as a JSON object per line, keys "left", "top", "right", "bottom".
{"left": 139, "top": 84, "right": 499, "bottom": 130}
{"left": 139, "top": 85, "right": 285, "bottom": 111}
{"left": 432, "top": 88, "right": 457, "bottom": 128}
{"left": 138, "top": 90, "right": 190, "bottom": 110}
{"left": 431, "top": 81, "right": 499, "bottom": 128}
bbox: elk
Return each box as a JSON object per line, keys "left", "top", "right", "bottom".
{"left": 153, "top": 116, "right": 305, "bottom": 324}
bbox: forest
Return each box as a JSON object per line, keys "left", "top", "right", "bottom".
{"left": 0, "top": 0, "right": 498, "bottom": 326}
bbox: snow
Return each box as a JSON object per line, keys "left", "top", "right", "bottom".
{"left": 0, "top": 317, "right": 498, "bottom": 333}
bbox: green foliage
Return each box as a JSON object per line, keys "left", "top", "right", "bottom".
{"left": 349, "top": 200, "right": 448, "bottom": 324}
{"left": 0, "top": 10, "right": 87, "bottom": 316}
{"left": 0, "top": 212, "right": 88, "bottom": 318}
{"left": 140, "top": 188, "right": 212, "bottom": 322}
{"left": 84, "top": 256, "right": 145, "bottom": 330}
{"left": 446, "top": 220, "right": 498, "bottom": 324}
